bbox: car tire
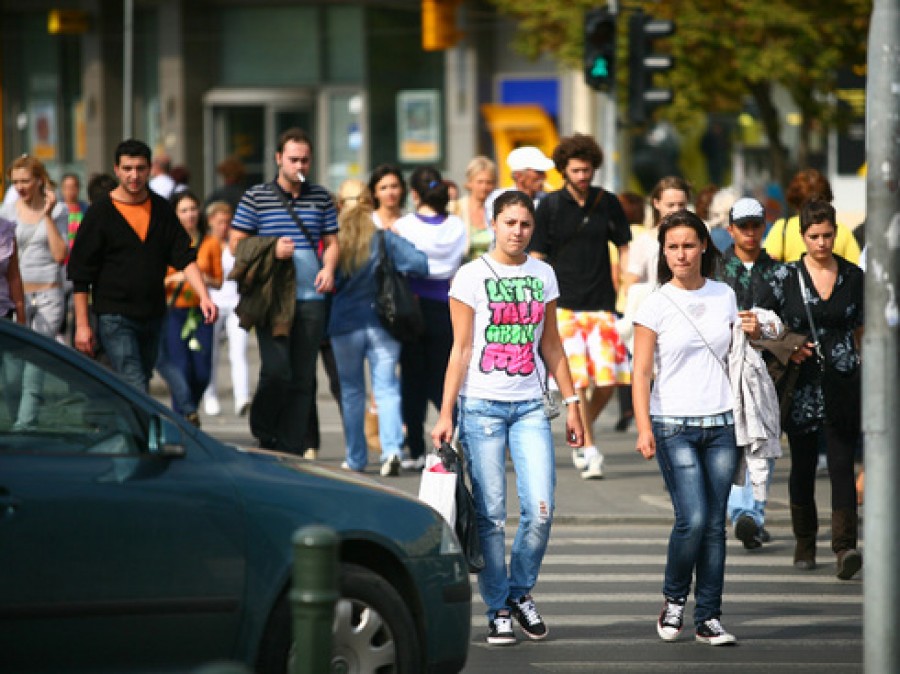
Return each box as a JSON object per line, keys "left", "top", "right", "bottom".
{"left": 257, "top": 562, "right": 422, "bottom": 674}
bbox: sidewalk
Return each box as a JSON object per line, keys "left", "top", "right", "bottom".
{"left": 153, "top": 338, "right": 829, "bottom": 526}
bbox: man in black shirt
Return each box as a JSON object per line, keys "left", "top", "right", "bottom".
{"left": 530, "top": 134, "right": 632, "bottom": 479}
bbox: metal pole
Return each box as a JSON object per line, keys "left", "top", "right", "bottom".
{"left": 291, "top": 525, "right": 339, "bottom": 674}
{"left": 863, "top": 1, "right": 900, "bottom": 673}
{"left": 122, "top": 0, "right": 134, "bottom": 138}
{"left": 602, "top": 0, "right": 619, "bottom": 192}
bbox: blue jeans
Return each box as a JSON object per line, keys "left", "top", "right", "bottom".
{"left": 156, "top": 309, "right": 215, "bottom": 416}
{"left": 331, "top": 325, "right": 403, "bottom": 470}
{"left": 458, "top": 396, "right": 555, "bottom": 620}
{"left": 98, "top": 314, "right": 163, "bottom": 392}
{"left": 727, "top": 460, "right": 773, "bottom": 527}
{"left": 653, "top": 418, "right": 739, "bottom": 625}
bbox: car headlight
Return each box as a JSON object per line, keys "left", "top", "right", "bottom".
{"left": 439, "top": 519, "right": 463, "bottom": 556}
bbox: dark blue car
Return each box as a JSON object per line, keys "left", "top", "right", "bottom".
{"left": 0, "top": 320, "right": 470, "bottom": 673}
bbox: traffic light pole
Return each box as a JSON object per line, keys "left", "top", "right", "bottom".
{"left": 863, "top": 2, "right": 900, "bottom": 673}
{"left": 600, "top": 0, "right": 618, "bottom": 191}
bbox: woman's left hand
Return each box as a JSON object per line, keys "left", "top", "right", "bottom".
{"left": 431, "top": 414, "right": 454, "bottom": 449}
{"left": 565, "top": 405, "right": 584, "bottom": 448}
{"left": 738, "top": 310, "right": 761, "bottom": 340}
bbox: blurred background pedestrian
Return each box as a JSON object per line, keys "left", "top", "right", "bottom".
{"left": 368, "top": 164, "right": 407, "bottom": 231}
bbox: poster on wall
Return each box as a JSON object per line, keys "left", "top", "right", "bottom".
{"left": 397, "top": 90, "right": 440, "bottom": 163}
{"left": 30, "top": 101, "right": 57, "bottom": 161}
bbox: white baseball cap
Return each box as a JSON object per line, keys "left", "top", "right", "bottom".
{"left": 506, "top": 146, "right": 554, "bottom": 173}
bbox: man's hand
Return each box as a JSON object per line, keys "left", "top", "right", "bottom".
{"left": 74, "top": 325, "right": 96, "bottom": 357}
{"left": 275, "top": 236, "right": 295, "bottom": 260}
{"left": 314, "top": 267, "right": 335, "bottom": 294}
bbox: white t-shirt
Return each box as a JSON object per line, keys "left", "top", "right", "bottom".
{"left": 394, "top": 212, "right": 467, "bottom": 279}
{"left": 634, "top": 280, "right": 737, "bottom": 417}
{"left": 449, "top": 254, "right": 559, "bottom": 402}
{"left": 627, "top": 229, "right": 660, "bottom": 285}
{"left": 209, "top": 245, "right": 239, "bottom": 311}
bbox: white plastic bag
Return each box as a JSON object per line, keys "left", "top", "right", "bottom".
{"left": 417, "top": 454, "right": 457, "bottom": 525}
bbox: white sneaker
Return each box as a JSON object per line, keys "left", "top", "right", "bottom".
{"left": 204, "top": 396, "right": 221, "bottom": 416}
{"left": 380, "top": 455, "right": 401, "bottom": 477}
{"left": 302, "top": 448, "right": 318, "bottom": 461}
{"left": 581, "top": 453, "right": 604, "bottom": 479}
{"left": 401, "top": 455, "right": 426, "bottom": 471}
{"left": 572, "top": 448, "right": 588, "bottom": 471}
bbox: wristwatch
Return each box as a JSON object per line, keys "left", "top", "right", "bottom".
{"left": 563, "top": 395, "right": 581, "bottom": 406}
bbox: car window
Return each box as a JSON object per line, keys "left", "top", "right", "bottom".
{"left": 0, "top": 334, "right": 150, "bottom": 455}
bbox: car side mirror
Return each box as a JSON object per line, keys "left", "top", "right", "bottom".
{"left": 148, "top": 416, "right": 186, "bottom": 458}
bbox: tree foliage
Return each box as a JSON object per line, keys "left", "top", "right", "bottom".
{"left": 487, "top": 0, "right": 871, "bottom": 184}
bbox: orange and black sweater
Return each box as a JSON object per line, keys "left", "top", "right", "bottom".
{"left": 68, "top": 193, "right": 196, "bottom": 320}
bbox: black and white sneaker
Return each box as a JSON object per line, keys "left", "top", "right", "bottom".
{"left": 507, "top": 594, "right": 548, "bottom": 640}
{"left": 487, "top": 608, "right": 516, "bottom": 645}
{"left": 656, "top": 596, "right": 685, "bottom": 642}
{"left": 695, "top": 618, "right": 737, "bottom": 646}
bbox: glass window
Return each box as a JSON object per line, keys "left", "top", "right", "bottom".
{"left": 324, "top": 6, "right": 364, "bottom": 83}
{"left": 220, "top": 7, "right": 320, "bottom": 86}
{"left": 324, "top": 91, "right": 365, "bottom": 192}
{"left": 0, "top": 335, "right": 150, "bottom": 456}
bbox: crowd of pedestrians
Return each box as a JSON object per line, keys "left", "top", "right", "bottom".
{"left": 1, "top": 130, "right": 867, "bottom": 649}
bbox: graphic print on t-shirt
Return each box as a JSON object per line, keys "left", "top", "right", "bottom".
{"left": 481, "top": 275, "right": 545, "bottom": 376}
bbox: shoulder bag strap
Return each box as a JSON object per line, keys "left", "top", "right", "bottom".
{"left": 796, "top": 264, "right": 824, "bottom": 361}
{"left": 480, "top": 255, "right": 551, "bottom": 393}
{"left": 268, "top": 182, "right": 322, "bottom": 268}
{"left": 659, "top": 288, "right": 729, "bottom": 375}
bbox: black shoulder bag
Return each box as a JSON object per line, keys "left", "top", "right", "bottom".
{"left": 375, "top": 231, "right": 424, "bottom": 341}
{"left": 798, "top": 269, "right": 861, "bottom": 436}
{"left": 268, "top": 182, "right": 322, "bottom": 268}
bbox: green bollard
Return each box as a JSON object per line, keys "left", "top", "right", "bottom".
{"left": 291, "top": 525, "right": 339, "bottom": 674}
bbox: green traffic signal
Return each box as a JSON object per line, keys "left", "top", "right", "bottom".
{"left": 591, "top": 58, "right": 610, "bottom": 79}
{"left": 584, "top": 7, "right": 616, "bottom": 91}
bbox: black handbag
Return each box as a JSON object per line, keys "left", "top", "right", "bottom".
{"left": 375, "top": 231, "right": 424, "bottom": 341}
{"left": 438, "top": 442, "right": 485, "bottom": 573}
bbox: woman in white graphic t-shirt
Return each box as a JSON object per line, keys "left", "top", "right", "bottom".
{"left": 432, "top": 190, "right": 583, "bottom": 647}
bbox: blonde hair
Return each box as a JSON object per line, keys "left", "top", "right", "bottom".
{"left": 205, "top": 200, "right": 233, "bottom": 221}
{"left": 336, "top": 181, "right": 376, "bottom": 275}
{"left": 465, "top": 156, "right": 497, "bottom": 183}
{"left": 7, "top": 154, "right": 55, "bottom": 191}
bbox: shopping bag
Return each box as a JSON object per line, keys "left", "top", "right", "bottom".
{"left": 417, "top": 454, "right": 457, "bottom": 526}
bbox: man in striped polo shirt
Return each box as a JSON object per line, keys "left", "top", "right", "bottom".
{"left": 230, "top": 128, "right": 339, "bottom": 454}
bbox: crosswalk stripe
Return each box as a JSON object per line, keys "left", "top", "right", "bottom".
{"left": 537, "top": 554, "right": 850, "bottom": 566}
{"left": 534, "top": 572, "right": 861, "bottom": 584}
{"left": 471, "top": 592, "right": 860, "bottom": 605}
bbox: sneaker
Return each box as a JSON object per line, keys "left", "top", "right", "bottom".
{"left": 735, "top": 515, "right": 762, "bottom": 550}
{"left": 656, "top": 596, "right": 685, "bottom": 642}
{"left": 302, "top": 448, "right": 318, "bottom": 461}
{"left": 235, "top": 400, "right": 251, "bottom": 417}
{"left": 507, "top": 594, "right": 548, "bottom": 640}
{"left": 184, "top": 412, "right": 201, "bottom": 428}
{"left": 572, "top": 448, "right": 588, "bottom": 471}
{"left": 340, "top": 461, "right": 364, "bottom": 473}
{"left": 487, "top": 609, "right": 516, "bottom": 646}
{"left": 380, "top": 455, "right": 401, "bottom": 477}
{"left": 401, "top": 455, "right": 426, "bottom": 471}
{"left": 759, "top": 527, "right": 772, "bottom": 543}
{"left": 581, "top": 454, "right": 604, "bottom": 480}
{"left": 204, "top": 396, "right": 221, "bottom": 416}
{"left": 695, "top": 618, "right": 737, "bottom": 646}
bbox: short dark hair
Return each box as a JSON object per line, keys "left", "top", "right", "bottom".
{"left": 787, "top": 168, "right": 833, "bottom": 211}
{"left": 368, "top": 164, "right": 407, "bottom": 209}
{"left": 552, "top": 133, "right": 603, "bottom": 173}
{"left": 61, "top": 172, "right": 81, "bottom": 186}
{"left": 799, "top": 199, "right": 837, "bottom": 234}
{"left": 277, "top": 127, "right": 313, "bottom": 154}
{"left": 492, "top": 190, "right": 536, "bottom": 222}
{"left": 409, "top": 166, "right": 449, "bottom": 216}
{"left": 114, "top": 139, "right": 152, "bottom": 166}
{"left": 618, "top": 191, "right": 645, "bottom": 225}
{"left": 656, "top": 209, "right": 720, "bottom": 283}
{"left": 86, "top": 172, "right": 118, "bottom": 203}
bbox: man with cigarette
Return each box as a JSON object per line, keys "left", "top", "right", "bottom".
{"left": 230, "top": 127, "right": 339, "bottom": 454}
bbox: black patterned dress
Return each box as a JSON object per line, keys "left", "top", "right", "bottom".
{"left": 779, "top": 254, "right": 864, "bottom": 435}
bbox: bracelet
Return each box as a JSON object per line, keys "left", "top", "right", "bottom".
{"left": 563, "top": 395, "right": 580, "bottom": 406}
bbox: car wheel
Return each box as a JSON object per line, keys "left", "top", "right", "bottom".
{"left": 257, "top": 562, "right": 422, "bottom": 674}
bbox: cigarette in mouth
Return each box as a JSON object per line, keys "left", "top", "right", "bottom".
{"left": 297, "top": 171, "right": 306, "bottom": 183}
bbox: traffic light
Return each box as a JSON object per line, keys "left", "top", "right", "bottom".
{"left": 584, "top": 7, "right": 616, "bottom": 91}
{"left": 422, "top": 0, "right": 463, "bottom": 52}
{"left": 628, "top": 10, "right": 675, "bottom": 125}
